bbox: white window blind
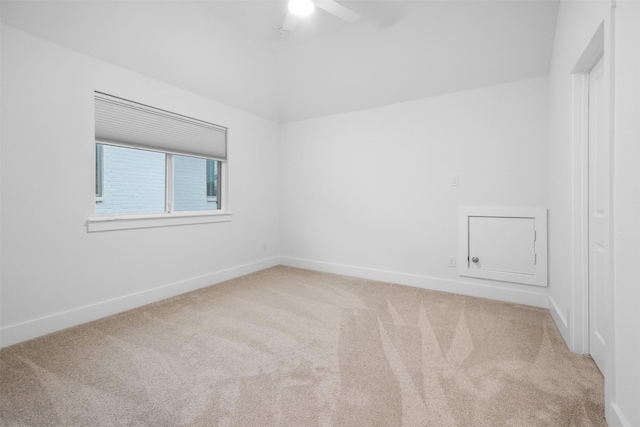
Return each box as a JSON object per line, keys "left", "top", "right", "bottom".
{"left": 94, "top": 92, "right": 227, "bottom": 160}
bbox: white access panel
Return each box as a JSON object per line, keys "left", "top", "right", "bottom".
{"left": 459, "top": 207, "right": 547, "bottom": 287}
{"left": 468, "top": 217, "right": 536, "bottom": 275}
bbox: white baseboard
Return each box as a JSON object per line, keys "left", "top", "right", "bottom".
{"left": 548, "top": 295, "right": 570, "bottom": 341}
{"left": 281, "top": 256, "right": 549, "bottom": 308}
{"left": 609, "top": 403, "right": 633, "bottom": 427}
{"left": 0, "top": 257, "right": 281, "bottom": 348}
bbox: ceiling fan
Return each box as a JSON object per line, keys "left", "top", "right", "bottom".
{"left": 280, "top": 0, "right": 360, "bottom": 32}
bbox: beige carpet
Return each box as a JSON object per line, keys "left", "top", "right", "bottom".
{"left": 0, "top": 266, "right": 605, "bottom": 426}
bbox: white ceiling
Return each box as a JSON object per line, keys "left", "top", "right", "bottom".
{"left": 1, "top": 0, "right": 559, "bottom": 122}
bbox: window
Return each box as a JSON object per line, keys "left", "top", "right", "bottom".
{"left": 88, "top": 92, "right": 231, "bottom": 232}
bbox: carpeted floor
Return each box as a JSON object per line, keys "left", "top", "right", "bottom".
{"left": 0, "top": 266, "right": 605, "bottom": 426}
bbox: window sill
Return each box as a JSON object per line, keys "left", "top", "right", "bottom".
{"left": 86, "top": 211, "right": 232, "bottom": 232}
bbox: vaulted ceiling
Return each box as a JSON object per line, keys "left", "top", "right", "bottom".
{"left": 1, "top": 0, "right": 559, "bottom": 122}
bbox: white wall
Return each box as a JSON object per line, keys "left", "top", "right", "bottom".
{"left": 547, "top": 0, "right": 640, "bottom": 425}
{"left": 0, "top": 25, "right": 281, "bottom": 347}
{"left": 280, "top": 77, "right": 549, "bottom": 307}
{"left": 611, "top": 1, "right": 640, "bottom": 425}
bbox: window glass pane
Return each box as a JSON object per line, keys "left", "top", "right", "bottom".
{"left": 95, "top": 144, "right": 166, "bottom": 214}
{"left": 95, "top": 145, "right": 103, "bottom": 197}
{"left": 174, "top": 155, "right": 220, "bottom": 211}
{"left": 206, "top": 159, "right": 218, "bottom": 198}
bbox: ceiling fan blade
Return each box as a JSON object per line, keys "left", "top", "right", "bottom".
{"left": 315, "top": 0, "right": 360, "bottom": 23}
{"left": 282, "top": 9, "right": 298, "bottom": 31}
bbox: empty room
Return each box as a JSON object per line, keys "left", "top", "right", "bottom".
{"left": 0, "top": 0, "right": 638, "bottom": 425}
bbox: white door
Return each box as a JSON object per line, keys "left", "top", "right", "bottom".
{"left": 468, "top": 216, "right": 536, "bottom": 275}
{"left": 588, "top": 56, "right": 606, "bottom": 374}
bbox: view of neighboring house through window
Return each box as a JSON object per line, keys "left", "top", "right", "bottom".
{"left": 95, "top": 144, "right": 166, "bottom": 214}
{"left": 95, "top": 144, "right": 103, "bottom": 198}
{"left": 94, "top": 92, "right": 226, "bottom": 216}
{"left": 206, "top": 159, "right": 218, "bottom": 199}
{"left": 173, "top": 155, "right": 220, "bottom": 211}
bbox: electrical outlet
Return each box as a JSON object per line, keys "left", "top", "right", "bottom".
{"left": 448, "top": 256, "right": 456, "bottom": 267}
{"left": 451, "top": 175, "right": 459, "bottom": 186}
{"left": 263, "top": 242, "right": 268, "bottom": 251}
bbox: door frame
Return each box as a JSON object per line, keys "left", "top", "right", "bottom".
{"left": 569, "top": 18, "right": 615, "bottom": 416}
